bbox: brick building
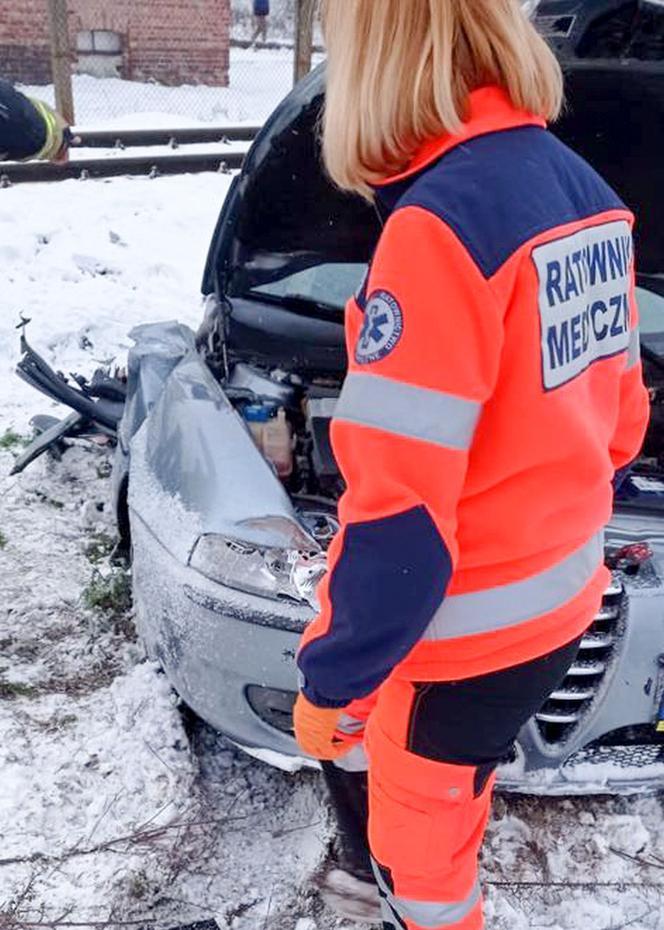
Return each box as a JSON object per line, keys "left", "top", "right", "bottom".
{"left": 0, "top": 0, "right": 231, "bottom": 86}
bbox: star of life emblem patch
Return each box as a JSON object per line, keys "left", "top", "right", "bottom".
{"left": 355, "top": 290, "right": 404, "bottom": 365}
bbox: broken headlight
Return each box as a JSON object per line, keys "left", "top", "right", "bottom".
{"left": 189, "top": 535, "right": 326, "bottom": 608}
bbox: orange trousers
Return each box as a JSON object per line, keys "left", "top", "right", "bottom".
{"left": 332, "top": 637, "right": 583, "bottom": 930}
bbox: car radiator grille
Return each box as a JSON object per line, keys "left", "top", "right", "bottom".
{"left": 535, "top": 578, "right": 624, "bottom": 746}
{"left": 563, "top": 743, "right": 664, "bottom": 772}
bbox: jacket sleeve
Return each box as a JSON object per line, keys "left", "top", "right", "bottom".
{"left": 609, "top": 279, "right": 650, "bottom": 473}
{"left": 0, "top": 80, "right": 47, "bottom": 160}
{"left": 297, "top": 206, "right": 505, "bottom": 707}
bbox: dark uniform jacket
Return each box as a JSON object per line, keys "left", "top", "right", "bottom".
{"left": 0, "top": 80, "right": 47, "bottom": 160}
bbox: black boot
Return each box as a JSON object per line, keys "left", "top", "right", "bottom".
{"left": 318, "top": 762, "right": 382, "bottom": 923}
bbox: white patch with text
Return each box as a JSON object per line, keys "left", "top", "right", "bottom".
{"left": 533, "top": 220, "right": 632, "bottom": 390}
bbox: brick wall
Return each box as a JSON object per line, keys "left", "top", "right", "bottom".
{"left": 0, "top": 0, "right": 231, "bottom": 86}
{"left": 0, "top": 0, "right": 51, "bottom": 83}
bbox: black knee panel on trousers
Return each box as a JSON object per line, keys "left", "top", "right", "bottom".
{"left": 406, "top": 636, "right": 583, "bottom": 769}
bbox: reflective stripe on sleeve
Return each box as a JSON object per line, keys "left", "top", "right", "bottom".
{"left": 334, "top": 372, "right": 481, "bottom": 451}
{"left": 372, "top": 860, "right": 481, "bottom": 929}
{"left": 424, "top": 531, "right": 604, "bottom": 641}
{"left": 626, "top": 327, "right": 641, "bottom": 370}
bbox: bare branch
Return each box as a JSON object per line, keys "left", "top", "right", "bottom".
{"left": 609, "top": 846, "right": 664, "bottom": 871}
{"left": 0, "top": 811, "right": 250, "bottom": 869}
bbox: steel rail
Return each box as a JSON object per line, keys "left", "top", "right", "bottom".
{"left": 0, "top": 150, "right": 246, "bottom": 185}
{"left": 73, "top": 124, "right": 261, "bottom": 149}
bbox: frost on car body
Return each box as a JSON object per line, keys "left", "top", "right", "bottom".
{"left": 15, "top": 48, "right": 664, "bottom": 792}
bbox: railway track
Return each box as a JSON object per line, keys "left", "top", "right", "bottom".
{"left": 0, "top": 124, "right": 260, "bottom": 186}
{"left": 75, "top": 124, "right": 261, "bottom": 149}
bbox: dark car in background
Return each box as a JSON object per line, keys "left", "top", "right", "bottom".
{"left": 535, "top": 0, "right": 664, "bottom": 59}
{"left": 15, "top": 23, "right": 664, "bottom": 791}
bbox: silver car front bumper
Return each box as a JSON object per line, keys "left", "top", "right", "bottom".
{"left": 131, "top": 503, "right": 664, "bottom": 793}
{"left": 131, "top": 510, "right": 308, "bottom": 759}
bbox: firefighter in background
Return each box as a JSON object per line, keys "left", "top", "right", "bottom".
{"left": 0, "top": 80, "right": 71, "bottom": 162}
{"left": 251, "top": 0, "right": 270, "bottom": 46}
{"left": 294, "top": 1, "right": 650, "bottom": 928}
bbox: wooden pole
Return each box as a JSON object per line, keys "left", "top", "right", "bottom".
{"left": 293, "top": 0, "right": 316, "bottom": 86}
{"left": 47, "top": 0, "right": 75, "bottom": 124}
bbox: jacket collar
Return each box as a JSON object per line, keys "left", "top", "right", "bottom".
{"left": 373, "top": 86, "right": 547, "bottom": 189}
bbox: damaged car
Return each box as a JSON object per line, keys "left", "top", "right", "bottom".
{"left": 15, "top": 51, "right": 664, "bottom": 792}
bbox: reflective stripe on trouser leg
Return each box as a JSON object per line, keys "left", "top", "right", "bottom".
{"left": 372, "top": 860, "right": 482, "bottom": 929}
{"left": 365, "top": 696, "right": 491, "bottom": 930}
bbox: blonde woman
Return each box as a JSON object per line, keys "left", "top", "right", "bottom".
{"left": 294, "top": 1, "right": 649, "bottom": 928}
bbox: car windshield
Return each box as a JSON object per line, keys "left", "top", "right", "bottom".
{"left": 249, "top": 263, "right": 367, "bottom": 313}
{"left": 247, "top": 272, "right": 664, "bottom": 342}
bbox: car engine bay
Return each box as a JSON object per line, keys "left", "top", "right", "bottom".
{"left": 220, "top": 360, "right": 344, "bottom": 547}
{"left": 202, "top": 335, "right": 664, "bottom": 554}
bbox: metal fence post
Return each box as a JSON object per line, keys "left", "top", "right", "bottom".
{"left": 294, "top": 0, "right": 316, "bottom": 86}
{"left": 48, "top": 0, "right": 75, "bottom": 125}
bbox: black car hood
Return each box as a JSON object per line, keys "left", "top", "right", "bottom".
{"left": 202, "top": 66, "right": 379, "bottom": 301}
{"left": 203, "top": 59, "right": 664, "bottom": 308}
{"left": 535, "top": 1, "right": 635, "bottom": 55}
{"left": 535, "top": 1, "right": 664, "bottom": 59}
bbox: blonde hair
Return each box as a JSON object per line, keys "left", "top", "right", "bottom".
{"left": 321, "top": 0, "right": 564, "bottom": 198}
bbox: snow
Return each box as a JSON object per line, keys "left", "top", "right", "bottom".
{"left": 1, "top": 160, "right": 664, "bottom": 927}
{"left": 18, "top": 48, "right": 318, "bottom": 130}
{"left": 0, "top": 172, "right": 232, "bottom": 432}
{"left": 236, "top": 743, "right": 318, "bottom": 774}
{"left": 65, "top": 140, "right": 253, "bottom": 163}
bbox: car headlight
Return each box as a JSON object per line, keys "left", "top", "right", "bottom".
{"left": 189, "top": 534, "right": 327, "bottom": 609}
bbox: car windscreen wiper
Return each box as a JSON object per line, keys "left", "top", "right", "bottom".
{"left": 245, "top": 290, "right": 345, "bottom": 322}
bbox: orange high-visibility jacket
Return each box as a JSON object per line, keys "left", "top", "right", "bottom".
{"left": 298, "top": 87, "right": 650, "bottom": 708}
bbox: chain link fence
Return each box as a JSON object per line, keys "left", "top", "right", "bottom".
{"left": 3, "top": 0, "right": 320, "bottom": 129}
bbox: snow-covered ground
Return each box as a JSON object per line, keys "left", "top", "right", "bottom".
{"left": 18, "top": 48, "right": 314, "bottom": 130}
{"left": 0, "top": 172, "right": 329, "bottom": 926}
{"left": 1, "top": 172, "right": 664, "bottom": 928}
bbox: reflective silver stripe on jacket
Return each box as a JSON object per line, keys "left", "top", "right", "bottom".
{"left": 334, "top": 372, "right": 481, "bottom": 451}
{"left": 626, "top": 327, "right": 641, "bottom": 370}
{"left": 372, "top": 860, "right": 481, "bottom": 929}
{"left": 424, "top": 531, "right": 604, "bottom": 641}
